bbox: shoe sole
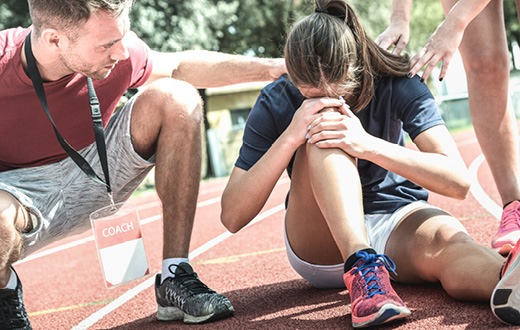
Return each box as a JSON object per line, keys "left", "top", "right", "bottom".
{"left": 157, "top": 305, "right": 235, "bottom": 324}
{"left": 352, "top": 303, "right": 411, "bottom": 328}
{"left": 491, "top": 252, "right": 520, "bottom": 325}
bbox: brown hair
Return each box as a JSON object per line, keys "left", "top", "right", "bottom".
{"left": 284, "top": 0, "right": 410, "bottom": 112}
{"left": 28, "top": 0, "right": 133, "bottom": 38}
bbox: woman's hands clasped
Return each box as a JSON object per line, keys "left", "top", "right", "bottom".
{"left": 296, "top": 98, "right": 375, "bottom": 159}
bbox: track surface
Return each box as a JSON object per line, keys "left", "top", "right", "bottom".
{"left": 17, "top": 128, "right": 520, "bottom": 329}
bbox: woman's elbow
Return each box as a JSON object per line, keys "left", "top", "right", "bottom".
{"left": 452, "top": 185, "right": 470, "bottom": 200}
{"left": 451, "top": 175, "right": 471, "bottom": 200}
{"left": 220, "top": 208, "right": 243, "bottom": 233}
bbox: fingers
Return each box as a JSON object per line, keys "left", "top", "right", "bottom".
{"left": 437, "top": 54, "right": 452, "bottom": 81}
{"left": 306, "top": 112, "right": 349, "bottom": 143}
{"left": 307, "top": 130, "right": 345, "bottom": 144}
{"left": 375, "top": 36, "right": 393, "bottom": 52}
{"left": 407, "top": 45, "right": 455, "bottom": 82}
{"left": 307, "top": 112, "right": 343, "bottom": 133}
{"left": 393, "top": 38, "right": 407, "bottom": 55}
{"left": 312, "top": 97, "right": 345, "bottom": 114}
{"left": 409, "top": 48, "right": 432, "bottom": 76}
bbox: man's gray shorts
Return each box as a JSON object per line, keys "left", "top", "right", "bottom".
{"left": 0, "top": 96, "right": 155, "bottom": 256}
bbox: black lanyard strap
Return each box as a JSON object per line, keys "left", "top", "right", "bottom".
{"left": 24, "top": 32, "right": 113, "bottom": 198}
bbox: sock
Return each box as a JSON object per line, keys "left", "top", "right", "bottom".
{"left": 503, "top": 200, "right": 520, "bottom": 209}
{"left": 161, "top": 257, "right": 189, "bottom": 283}
{"left": 344, "top": 248, "right": 377, "bottom": 273}
{"left": 2, "top": 269, "right": 17, "bottom": 290}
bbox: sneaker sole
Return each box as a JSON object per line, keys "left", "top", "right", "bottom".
{"left": 491, "top": 253, "right": 520, "bottom": 325}
{"left": 352, "top": 303, "right": 411, "bottom": 328}
{"left": 157, "top": 305, "right": 235, "bottom": 324}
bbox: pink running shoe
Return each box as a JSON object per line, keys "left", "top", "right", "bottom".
{"left": 492, "top": 201, "right": 520, "bottom": 256}
{"left": 491, "top": 237, "right": 520, "bottom": 325}
{"left": 343, "top": 251, "right": 411, "bottom": 328}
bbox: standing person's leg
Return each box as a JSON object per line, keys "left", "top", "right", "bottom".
{"left": 130, "top": 78, "right": 233, "bottom": 324}
{"left": 385, "top": 206, "right": 520, "bottom": 325}
{"left": 443, "top": 0, "right": 520, "bottom": 252}
{"left": 286, "top": 144, "right": 410, "bottom": 328}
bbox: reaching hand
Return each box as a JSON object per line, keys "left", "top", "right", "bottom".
{"left": 409, "top": 20, "right": 465, "bottom": 81}
{"left": 375, "top": 20, "right": 410, "bottom": 55}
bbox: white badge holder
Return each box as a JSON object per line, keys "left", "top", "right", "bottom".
{"left": 90, "top": 202, "right": 150, "bottom": 288}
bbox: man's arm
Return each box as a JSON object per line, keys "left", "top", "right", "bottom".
{"left": 145, "top": 50, "right": 286, "bottom": 88}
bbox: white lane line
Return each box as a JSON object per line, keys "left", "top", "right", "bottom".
{"left": 72, "top": 203, "right": 286, "bottom": 330}
{"left": 468, "top": 153, "right": 501, "bottom": 220}
{"left": 16, "top": 198, "right": 215, "bottom": 265}
{"left": 18, "top": 178, "right": 290, "bottom": 264}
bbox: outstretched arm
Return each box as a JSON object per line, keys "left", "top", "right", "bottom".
{"left": 145, "top": 50, "right": 286, "bottom": 88}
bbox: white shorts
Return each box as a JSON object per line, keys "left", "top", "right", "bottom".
{"left": 284, "top": 200, "right": 428, "bottom": 289}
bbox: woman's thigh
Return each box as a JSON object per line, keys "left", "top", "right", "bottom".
{"left": 385, "top": 206, "right": 471, "bottom": 283}
{"left": 285, "top": 146, "right": 344, "bottom": 265}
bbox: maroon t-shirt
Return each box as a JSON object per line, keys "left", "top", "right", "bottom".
{"left": 0, "top": 27, "right": 153, "bottom": 172}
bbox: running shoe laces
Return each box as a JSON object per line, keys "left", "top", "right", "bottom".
{"left": 164, "top": 264, "right": 216, "bottom": 303}
{"left": 354, "top": 251, "right": 397, "bottom": 298}
{"left": 155, "top": 262, "right": 234, "bottom": 324}
{"left": 501, "top": 202, "right": 520, "bottom": 231}
{"left": 344, "top": 251, "right": 410, "bottom": 328}
{"left": 493, "top": 201, "right": 520, "bottom": 254}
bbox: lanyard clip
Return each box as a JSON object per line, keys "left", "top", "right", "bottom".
{"left": 108, "top": 192, "right": 116, "bottom": 211}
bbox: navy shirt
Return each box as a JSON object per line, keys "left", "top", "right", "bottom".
{"left": 236, "top": 75, "right": 445, "bottom": 214}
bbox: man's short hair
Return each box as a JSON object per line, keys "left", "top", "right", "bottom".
{"left": 27, "top": 0, "right": 133, "bottom": 37}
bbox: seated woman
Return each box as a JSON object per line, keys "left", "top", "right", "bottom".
{"left": 220, "top": 0, "right": 520, "bottom": 328}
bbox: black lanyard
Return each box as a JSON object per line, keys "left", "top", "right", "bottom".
{"left": 24, "top": 32, "right": 114, "bottom": 205}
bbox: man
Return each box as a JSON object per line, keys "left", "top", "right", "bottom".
{"left": 0, "top": 0, "right": 285, "bottom": 328}
{"left": 376, "top": 0, "right": 520, "bottom": 255}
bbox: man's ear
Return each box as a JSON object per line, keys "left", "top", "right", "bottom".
{"left": 40, "top": 28, "right": 68, "bottom": 52}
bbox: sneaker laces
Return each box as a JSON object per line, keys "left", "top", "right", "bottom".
{"left": 169, "top": 264, "right": 216, "bottom": 296}
{"left": 354, "top": 251, "right": 397, "bottom": 299}
{"left": 501, "top": 202, "right": 520, "bottom": 230}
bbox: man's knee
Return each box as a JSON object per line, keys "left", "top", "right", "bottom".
{"left": 139, "top": 78, "right": 203, "bottom": 125}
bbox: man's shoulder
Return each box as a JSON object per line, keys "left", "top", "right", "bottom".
{"left": 0, "top": 27, "right": 29, "bottom": 76}
{"left": 0, "top": 27, "right": 29, "bottom": 55}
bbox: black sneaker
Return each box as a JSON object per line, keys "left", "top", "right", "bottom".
{"left": 155, "top": 262, "right": 234, "bottom": 324}
{"left": 0, "top": 268, "right": 32, "bottom": 330}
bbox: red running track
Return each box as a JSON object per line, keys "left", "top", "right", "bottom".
{"left": 16, "top": 128, "right": 517, "bottom": 329}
